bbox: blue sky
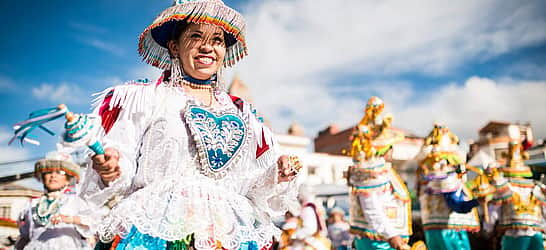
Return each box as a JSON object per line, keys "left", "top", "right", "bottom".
{"left": 1, "top": 0, "right": 546, "bottom": 164}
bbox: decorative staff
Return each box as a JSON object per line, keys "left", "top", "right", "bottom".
{"left": 9, "top": 104, "right": 104, "bottom": 155}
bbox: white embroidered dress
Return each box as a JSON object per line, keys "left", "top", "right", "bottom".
{"left": 79, "top": 83, "right": 298, "bottom": 250}
{"left": 16, "top": 190, "right": 93, "bottom": 250}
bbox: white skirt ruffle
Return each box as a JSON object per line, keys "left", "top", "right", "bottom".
{"left": 98, "top": 177, "right": 279, "bottom": 250}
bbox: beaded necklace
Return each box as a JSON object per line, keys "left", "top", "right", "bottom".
{"left": 182, "top": 75, "right": 215, "bottom": 106}
{"left": 32, "top": 188, "right": 64, "bottom": 226}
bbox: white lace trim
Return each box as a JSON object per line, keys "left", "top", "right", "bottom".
{"left": 97, "top": 178, "right": 281, "bottom": 250}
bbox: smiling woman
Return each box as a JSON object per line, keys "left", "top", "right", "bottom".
{"left": 76, "top": 0, "right": 302, "bottom": 249}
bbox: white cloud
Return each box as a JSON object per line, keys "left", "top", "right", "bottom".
{"left": 273, "top": 76, "right": 546, "bottom": 143}
{"left": 229, "top": 0, "right": 546, "bottom": 139}
{"left": 79, "top": 38, "right": 124, "bottom": 56}
{"left": 32, "top": 83, "right": 89, "bottom": 105}
{"left": 239, "top": 0, "right": 545, "bottom": 78}
{"left": 392, "top": 77, "right": 546, "bottom": 141}
{"left": 75, "top": 35, "right": 126, "bottom": 56}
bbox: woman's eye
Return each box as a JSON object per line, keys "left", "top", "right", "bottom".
{"left": 190, "top": 33, "right": 202, "bottom": 39}
{"left": 213, "top": 37, "right": 224, "bottom": 44}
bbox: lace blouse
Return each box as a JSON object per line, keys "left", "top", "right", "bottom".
{"left": 79, "top": 83, "right": 299, "bottom": 250}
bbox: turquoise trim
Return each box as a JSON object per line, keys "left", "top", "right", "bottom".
{"left": 501, "top": 233, "right": 543, "bottom": 250}
{"left": 65, "top": 115, "right": 83, "bottom": 130}
{"left": 63, "top": 125, "right": 92, "bottom": 143}
{"left": 116, "top": 226, "right": 261, "bottom": 250}
{"left": 89, "top": 141, "right": 105, "bottom": 155}
{"left": 65, "top": 116, "right": 87, "bottom": 135}
{"left": 116, "top": 226, "right": 167, "bottom": 249}
{"left": 424, "top": 229, "right": 471, "bottom": 250}
{"left": 354, "top": 237, "right": 393, "bottom": 250}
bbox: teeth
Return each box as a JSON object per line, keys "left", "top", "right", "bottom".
{"left": 198, "top": 57, "right": 213, "bottom": 64}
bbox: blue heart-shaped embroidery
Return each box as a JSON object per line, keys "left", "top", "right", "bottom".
{"left": 186, "top": 106, "right": 246, "bottom": 176}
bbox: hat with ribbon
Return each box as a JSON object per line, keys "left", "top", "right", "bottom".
{"left": 139, "top": 0, "right": 247, "bottom": 69}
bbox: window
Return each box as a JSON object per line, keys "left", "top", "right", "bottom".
{"left": 0, "top": 203, "right": 11, "bottom": 218}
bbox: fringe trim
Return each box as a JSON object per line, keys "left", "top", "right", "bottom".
{"left": 250, "top": 103, "right": 274, "bottom": 149}
{"left": 91, "top": 82, "right": 157, "bottom": 121}
{"left": 256, "top": 149, "right": 276, "bottom": 170}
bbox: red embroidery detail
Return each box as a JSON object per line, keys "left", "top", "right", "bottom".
{"left": 256, "top": 129, "right": 270, "bottom": 158}
{"left": 229, "top": 94, "right": 244, "bottom": 112}
{"left": 260, "top": 241, "right": 273, "bottom": 250}
{"left": 228, "top": 95, "right": 269, "bottom": 158}
{"left": 157, "top": 70, "right": 169, "bottom": 86}
{"left": 156, "top": 74, "right": 164, "bottom": 86}
{"left": 110, "top": 235, "right": 121, "bottom": 250}
{"left": 99, "top": 91, "right": 121, "bottom": 134}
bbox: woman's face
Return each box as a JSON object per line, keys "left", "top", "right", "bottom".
{"left": 169, "top": 23, "right": 226, "bottom": 80}
{"left": 43, "top": 171, "right": 70, "bottom": 192}
{"left": 332, "top": 213, "right": 343, "bottom": 223}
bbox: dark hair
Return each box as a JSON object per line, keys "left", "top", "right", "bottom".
{"left": 170, "top": 20, "right": 190, "bottom": 43}
{"left": 150, "top": 19, "right": 190, "bottom": 53}
{"left": 156, "top": 19, "right": 235, "bottom": 50}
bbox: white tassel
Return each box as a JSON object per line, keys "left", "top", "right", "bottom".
{"left": 90, "top": 81, "right": 156, "bottom": 121}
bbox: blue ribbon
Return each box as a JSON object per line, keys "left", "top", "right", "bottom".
{"left": 10, "top": 106, "right": 68, "bottom": 146}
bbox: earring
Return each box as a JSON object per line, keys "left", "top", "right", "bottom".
{"left": 170, "top": 56, "right": 184, "bottom": 87}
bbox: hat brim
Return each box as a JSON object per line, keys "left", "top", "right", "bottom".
{"left": 150, "top": 20, "right": 238, "bottom": 49}
{"left": 35, "top": 159, "right": 80, "bottom": 182}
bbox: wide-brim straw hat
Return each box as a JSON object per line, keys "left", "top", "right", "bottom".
{"left": 139, "top": 0, "right": 247, "bottom": 69}
{"left": 34, "top": 151, "right": 80, "bottom": 182}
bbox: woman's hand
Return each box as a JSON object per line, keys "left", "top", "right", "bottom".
{"left": 50, "top": 214, "right": 73, "bottom": 225}
{"left": 387, "top": 236, "right": 410, "bottom": 250}
{"left": 92, "top": 148, "right": 121, "bottom": 186}
{"left": 277, "top": 155, "right": 302, "bottom": 183}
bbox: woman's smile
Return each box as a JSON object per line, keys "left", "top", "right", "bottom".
{"left": 195, "top": 55, "right": 215, "bottom": 66}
